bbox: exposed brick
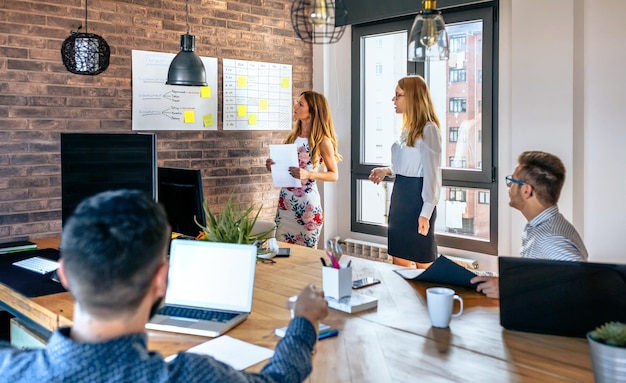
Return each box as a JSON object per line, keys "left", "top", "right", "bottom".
{"left": 0, "top": 0, "right": 312, "bottom": 241}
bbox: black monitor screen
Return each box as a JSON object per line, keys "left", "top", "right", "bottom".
{"left": 61, "top": 133, "right": 157, "bottom": 226}
{"left": 157, "top": 167, "right": 206, "bottom": 237}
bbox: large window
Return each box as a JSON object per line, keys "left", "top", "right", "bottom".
{"left": 351, "top": 4, "right": 498, "bottom": 254}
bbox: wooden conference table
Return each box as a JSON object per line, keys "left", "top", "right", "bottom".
{"left": 0, "top": 238, "right": 593, "bottom": 382}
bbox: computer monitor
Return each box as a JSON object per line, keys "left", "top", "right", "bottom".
{"left": 157, "top": 167, "right": 206, "bottom": 237}
{"left": 61, "top": 133, "right": 157, "bottom": 226}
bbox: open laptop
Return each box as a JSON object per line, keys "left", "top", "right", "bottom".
{"left": 146, "top": 239, "right": 257, "bottom": 337}
{"left": 499, "top": 256, "right": 626, "bottom": 338}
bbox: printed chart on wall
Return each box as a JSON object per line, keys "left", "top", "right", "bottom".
{"left": 131, "top": 50, "right": 218, "bottom": 131}
{"left": 223, "top": 58, "right": 292, "bottom": 130}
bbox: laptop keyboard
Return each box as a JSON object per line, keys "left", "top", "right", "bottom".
{"left": 159, "top": 306, "right": 238, "bottom": 323}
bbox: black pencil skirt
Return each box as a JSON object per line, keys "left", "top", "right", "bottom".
{"left": 387, "top": 175, "right": 438, "bottom": 263}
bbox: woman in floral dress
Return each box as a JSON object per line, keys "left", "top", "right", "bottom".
{"left": 266, "top": 91, "right": 342, "bottom": 248}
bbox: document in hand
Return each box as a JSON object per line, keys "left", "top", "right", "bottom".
{"left": 393, "top": 255, "right": 497, "bottom": 288}
{"left": 269, "top": 144, "right": 301, "bottom": 188}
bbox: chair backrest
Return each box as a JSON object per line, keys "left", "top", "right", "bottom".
{"left": 251, "top": 220, "right": 277, "bottom": 238}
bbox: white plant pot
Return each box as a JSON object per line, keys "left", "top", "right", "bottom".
{"left": 587, "top": 333, "right": 626, "bottom": 382}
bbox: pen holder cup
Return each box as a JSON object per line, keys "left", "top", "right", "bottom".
{"left": 322, "top": 266, "right": 352, "bottom": 300}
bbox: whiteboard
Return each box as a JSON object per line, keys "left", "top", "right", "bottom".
{"left": 222, "top": 58, "right": 292, "bottom": 131}
{"left": 132, "top": 50, "right": 218, "bottom": 131}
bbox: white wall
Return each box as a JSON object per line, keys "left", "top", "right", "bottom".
{"left": 315, "top": 0, "right": 626, "bottom": 267}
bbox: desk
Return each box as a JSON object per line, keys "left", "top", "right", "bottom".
{"left": 0, "top": 238, "right": 593, "bottom": 382}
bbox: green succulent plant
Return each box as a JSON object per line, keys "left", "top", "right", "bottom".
{"left": 194, "top": 193, "right": 275, "bottom": 249}
{"left": 589, "top": 322, "right": 626, "bottom": 347}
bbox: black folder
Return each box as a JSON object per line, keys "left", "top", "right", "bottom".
{"left": 393, "top": 255, "right": 482, "bottom": 288}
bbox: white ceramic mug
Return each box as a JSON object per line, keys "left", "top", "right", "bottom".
{"left": 426, "top": 287, "right": 463, "bottom": 328}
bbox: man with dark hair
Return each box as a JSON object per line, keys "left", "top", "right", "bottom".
{"left": 0, "top": 189, "right": 329, "bottom": 382}
{"left": 471, "top": 151, "right": 588, "bottom": 298}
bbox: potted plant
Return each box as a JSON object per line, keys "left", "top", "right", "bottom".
{"left": 587, "top": 321, "right": 626, "bottom": 382}
{"left": 194, "top": 193, "right": 277, "bottom": 259}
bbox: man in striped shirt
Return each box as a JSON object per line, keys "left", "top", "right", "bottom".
{"left": 471, "top": 151, "right": 588, "bottom": 298}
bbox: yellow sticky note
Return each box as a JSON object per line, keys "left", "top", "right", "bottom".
{"left": 238, "top": 105, "right": 247, "bottom": 117}
{"left": 200, "top": 86, "right": 211, "bottom": 98}
{"left": 259, "top": 99, "right": 268, "bottom": 111}
{"left": 281, "top": 78, "right": 290, "bottom": 88}
{"left": 184, "top": 110, "right": 195, "bottom": 123}
{"left": 249, "top": 114, "right": 257, "bottom": 125}
{"left": 237, "top": 76, "right": 247, "bottom": 88}
{"left": 203, "top": 114, "right": 214, "bottom": 127}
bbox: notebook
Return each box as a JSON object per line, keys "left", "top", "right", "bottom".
{"left": 499, "top": 256, "right": 626, "bottom": 338}
{"left": 146, "top": 239, "right": 258, "bottom": 337}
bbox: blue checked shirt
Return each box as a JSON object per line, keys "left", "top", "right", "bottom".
{"left": 520, "top": 205, "right": 588, "bottom": 262}
{"left": 0, "top": 317, "right": 316, "bottom": 383}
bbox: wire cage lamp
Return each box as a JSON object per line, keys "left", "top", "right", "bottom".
{"left": 407, "top": 0, "right": 449, "bottom": 61}
{"left": 166, "top": 0, "right": 207, "bottom": 86}
{"left": 60, "top": 0, "right": 110, "bottom": 75}
{"left": 291, "top": 0, "right": 349, "bottom": 44}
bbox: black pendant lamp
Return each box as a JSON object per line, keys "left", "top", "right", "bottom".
{"left": 291, "top": 0, "right": 349, "bottom": 45}
{"left": 166, "top": 0, "right": 207, "bottom": 86}
{"left": 60, "top": 0, "right": 110, "bottom": 75}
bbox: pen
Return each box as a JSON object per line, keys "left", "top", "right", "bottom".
{"left": 320, "top": 257, "right": 327, "bottom": 267}
{"left": 318, "top": 329, "right": 339, "bottom": 340}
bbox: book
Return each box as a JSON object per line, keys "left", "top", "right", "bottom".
{"left": 326, "top": 292, "right": 378, "bottom": 314}
{"left": 274, "top": 323, "right": 331, "bottom": 339}
{"left": 393, "top": 255, "right": 497, "bottom": 288}
{"left": 0, "top": 240, "right": 37, "bottom": 255}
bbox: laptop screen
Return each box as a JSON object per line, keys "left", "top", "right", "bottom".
{"left": 166, "top": 240, "right": 257, "bottom": 313}
{"left": 499, "top": 256, "right": 626, "bottom": 337}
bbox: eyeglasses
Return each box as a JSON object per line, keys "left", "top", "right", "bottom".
{"left": 393, "top": 93, "right": 405, "bottom": 99}
{"left": 505, "top": 175, "right": 526, "bottom": 188}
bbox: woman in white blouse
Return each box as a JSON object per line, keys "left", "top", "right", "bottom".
{"left": 369, "top": 76, "right": 442, "bottom": 268}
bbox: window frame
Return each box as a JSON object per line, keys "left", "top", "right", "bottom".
{"left": 350, "top": 3, "right": 499, "bottom": 254}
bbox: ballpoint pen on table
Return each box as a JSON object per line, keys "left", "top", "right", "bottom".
{"left": 318, "top": 329, "right": 339, "bottom": 340}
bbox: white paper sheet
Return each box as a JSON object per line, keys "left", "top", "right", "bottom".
{"left": 269, "top": 144, "right": 301, "bottom": 188}
{"left": 166, "top": 335, "right": 274, "bottom": 370}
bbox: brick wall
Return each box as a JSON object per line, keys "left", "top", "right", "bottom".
{"left": 0, "top": 0, "right": 313, "bottom": 241}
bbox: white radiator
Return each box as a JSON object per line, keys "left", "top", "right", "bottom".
{"left": 342, "top": 238, "right": 478, "bottom": 268}
{"left": 343, "top": 238, "right": 391, "bottom": 263}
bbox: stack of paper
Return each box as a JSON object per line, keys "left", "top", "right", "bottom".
{"left": 326, "top": 293, "right": 378, "bottom": 314}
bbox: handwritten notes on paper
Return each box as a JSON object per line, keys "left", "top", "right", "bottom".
{"left": 131, "top": 50, "right": 218, "bottom": 131}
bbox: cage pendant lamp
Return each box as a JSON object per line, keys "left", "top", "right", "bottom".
{"left": 291, "top": 0, "right": 348, "bottom": 44}
{"left": 166, "top": 0, "right": 207, "bottom": 86}
{"left": 60, "top": 0, "right": 110, "bottom": 75}
{"left": 408, "top": 0, "right": 449, "bottom": 61}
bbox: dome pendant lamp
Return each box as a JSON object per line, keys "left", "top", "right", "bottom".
{"left": 408, "top": 0, "right": 449, "bottom": 62}
{"left": 166, "top": 0, "right": 207, "bottom": 86}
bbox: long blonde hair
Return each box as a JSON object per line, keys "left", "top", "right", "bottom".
{"left": 398, "top": 76, "right": 441, "bottom": 147}
{"left": 285, "top": 91, "right": 342, "bottom": 169}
